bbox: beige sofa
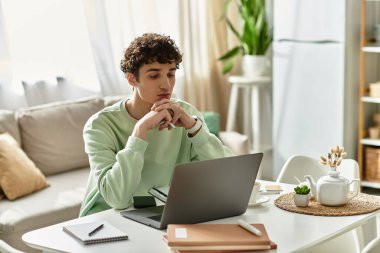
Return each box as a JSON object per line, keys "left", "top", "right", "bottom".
{"left": 0, "top": 96, "right": 249, "bottom": 252}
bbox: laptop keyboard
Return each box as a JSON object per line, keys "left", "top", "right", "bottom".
{"left": 148, "top": 214, "right": 162, "bottom": 222}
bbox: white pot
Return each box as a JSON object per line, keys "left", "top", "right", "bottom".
{"left": 293, "top": 193, "right": 310, "bottom": 207}
{"left": 241, "top": 55, "right": 269, "bottom": 77}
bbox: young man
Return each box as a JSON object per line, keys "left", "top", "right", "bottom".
{"left": 80, "top": 33, "right": 232, "bottom": 217}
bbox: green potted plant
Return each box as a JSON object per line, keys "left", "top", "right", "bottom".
{"left": 293, "top": 185, "right": 311, "bottom": 207}
{"left": 219, "top": 0, "right": 272, "bottom": 76}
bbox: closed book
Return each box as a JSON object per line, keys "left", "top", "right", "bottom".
{"left": 163, "top": 235, "right": 277, "bottom": 252}
{"left": 166, "top": 224, "right": 273, "bottom": 251}
{"left": 63, "top": 221, "right": 128, "bottom": 245}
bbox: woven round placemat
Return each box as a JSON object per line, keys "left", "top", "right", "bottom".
{"left": 275, "top": 193, "right": 380, "bottom": 216}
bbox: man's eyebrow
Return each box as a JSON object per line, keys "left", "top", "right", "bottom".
{"left": 145, "top": 68, "right": 161, "bottom": 73}
{"left": 145, "top": 67, "right": 177, "bottom": 73}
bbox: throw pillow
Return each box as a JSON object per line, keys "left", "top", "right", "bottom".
{"left": 0, "top": 132, "right": 49, "bottom": 200}
{"left": 219, "top": 131, "right": 250, "bottom": 155}
{"left": 201, "top": 112, "right": 220, "bottom": 137}
{"left": 18, "top": 97, "right": 104, "bottom": 175}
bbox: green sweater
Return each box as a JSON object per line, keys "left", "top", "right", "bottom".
{"left": 79, "top": 99, "right": 232, "bottom": 217}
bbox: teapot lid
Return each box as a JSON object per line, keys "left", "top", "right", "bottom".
{"left": 323, "top": 170, "right": 348, "bottom": 182}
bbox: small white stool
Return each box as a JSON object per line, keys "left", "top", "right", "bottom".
{"left": 226, "top": 75, "right": 272, "bottom": 153}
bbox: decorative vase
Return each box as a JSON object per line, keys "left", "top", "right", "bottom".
{"left": 294, "top": 193, "right": 310, "bottom": 207}
{"left": 241, "top": 55, "right": 269, "bottom": 77}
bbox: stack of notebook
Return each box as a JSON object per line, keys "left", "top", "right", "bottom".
{"left": 163, "top": 223, "right": 276, "bottom": 252}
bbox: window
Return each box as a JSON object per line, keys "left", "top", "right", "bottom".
{"left": 2, "top": 0, "right": 100, "bottom": 92}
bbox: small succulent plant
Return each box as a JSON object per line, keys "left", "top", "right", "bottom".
{"left": 294, "top": 185, "right": 310, "bottom": 195}
{"left": 319, "top": 145, "right": 347, "bottom": 169}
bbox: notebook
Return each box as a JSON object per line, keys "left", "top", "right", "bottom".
{"left": 121, "top": 153, "right": 263, "bottom": 230}
{"left": 166, "top": 223, "right": 272, "bottom": 251}
{"left": 63, "top": 221, "right": 128, "bottom": 245}
{"left": 163, "top": 234, "right": 277, "bottom": 253}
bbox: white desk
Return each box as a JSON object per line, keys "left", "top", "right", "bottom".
{"left": 226, "top": 76, "right": 272, "bottom": 153}
{"left": 23, "top": 181, "right": 379, "bottom": 253}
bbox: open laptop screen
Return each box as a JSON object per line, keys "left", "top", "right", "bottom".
{"left": 121, "top": 153, "right": 263, "bottom": 229}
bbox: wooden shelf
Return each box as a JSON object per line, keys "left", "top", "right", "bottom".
{"left": 361, "top": 138, "right": 380, "bottom": 146}
{"left": 361, "top": 96, "right": 380, "bottom": 103}
{"left": 358, "top": 0, "right": 380, "bottom": 189}
{"left": 362, "top": 180, "right": 380, "bottom": 189}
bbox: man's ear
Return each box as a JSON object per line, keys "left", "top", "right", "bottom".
{"left": 126, "top": 73, "right": 137, "bottom": 87}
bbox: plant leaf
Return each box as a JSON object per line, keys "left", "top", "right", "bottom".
{"left": 226, "top": 18, "right": 241, "bottom": 40}
{"left": 220, "top": 0, "right": 233, "bottom": 20}
{"left": 218, "top": 46, "right": 241, "bottom": 61}
{"left": 222, "top": 61, "right": 234, "bottom": 74}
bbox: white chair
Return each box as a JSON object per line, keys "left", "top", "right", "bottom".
{"left": 276, "top": 155, "right": 362, "bottom": 253}
{"left": 362, "top": 237, "right": 380, "bottom": 253}
{"left": 0, "top": 240, "right": 25, "bottom": 253}
{"left": 276, "top": 155, "right": 326, "bottom": 185}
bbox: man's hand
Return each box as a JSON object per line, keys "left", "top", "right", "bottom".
{"left": 151, "top": 99, "right": 196, "bottom": 129}
{"left": 132, "top": 109, "right": 173, "bottom": 140}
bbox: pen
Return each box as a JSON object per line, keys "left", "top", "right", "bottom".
{"left": 238, "top": 219, "right": 262, "bottom": 237}
{"left": 159, "top": 121, "right": 176, "bottom": 129}
{"left": 88, "top": 224, "right": 104, "bottom": 236}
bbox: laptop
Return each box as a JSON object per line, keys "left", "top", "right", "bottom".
{"left": 120, "top": 153, "right": 263, "bottom": 230}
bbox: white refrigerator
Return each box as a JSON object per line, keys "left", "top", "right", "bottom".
{"left": 272, "top": 0, "right": 360, "bottom": 178}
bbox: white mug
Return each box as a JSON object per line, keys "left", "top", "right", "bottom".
{"left": 249, "top": 181, "right": 261, "bottom": 204}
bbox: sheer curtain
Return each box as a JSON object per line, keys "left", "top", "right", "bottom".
{"left": 1, "top": 0, "right": 100, "bottom": 108}
{"left": 83, "top": 0, "right": 181, "bottom": 97}
{"left": 0, "top": 0, "right": 233, "bottom": 114}
{"left": 178, "top": 0, "right": 232, "bottom": 129}
{"left": 0, "top": 0, "right": 27, "bottom": 109}
{"left": 82, "top": 0, "right": 127, "bottom": 96}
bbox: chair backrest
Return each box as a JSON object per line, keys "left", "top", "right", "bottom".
{"left": 276, "top": 155, "right": 360, "bottom": 190}
{"left": 361, "top": 236, "right": 380, "bottom": 253}
{"left": 337, "top": 159, "right": 360, "bottom": 180}
{"left": 276, "top": 155, "right": 326, "bottom": 184}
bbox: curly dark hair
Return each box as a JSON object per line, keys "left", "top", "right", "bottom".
{"left": 120, "top": 33, "right": 183, "bottom": 80}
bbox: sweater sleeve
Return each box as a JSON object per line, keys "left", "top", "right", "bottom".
{"left": 188, "top": 113, "right": 233, "bottom": 161}
{"left": 83, "top": 119, "right": 148, "bottom": 210}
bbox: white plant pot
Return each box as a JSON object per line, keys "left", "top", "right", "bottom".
{"left": 242, "top": 55, "right": 269, "bottom": 77}
{"left": 294, "top": 193, "right": 310, "bottom": 207}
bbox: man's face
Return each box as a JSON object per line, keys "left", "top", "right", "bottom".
{"left": 133, "top": 62, "right": 176, "bottom": 105}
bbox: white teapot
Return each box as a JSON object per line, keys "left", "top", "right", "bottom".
{"left": 304, "top": 170, "right": 360, "bottom": 206}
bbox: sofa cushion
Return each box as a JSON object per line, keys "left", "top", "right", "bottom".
{"left": 201, "top": 112, "right": 220, "bottom": 137}
{"left": 0, "top": 110, "right": 21, "bottom": 145}
{"left": 103, "top": 95, "right": 127, "bottom": 107}
{"left": 219, "top": 131, "right": 250, "bottom": 155}
{"left": 0, "top": 132, "right": 49, "bottom": 200}
{"left": 0, "top": 167, "right": 89, "bottom": 234}
{"left": 17, "top": 97, "right": 104, "bottom": 175}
